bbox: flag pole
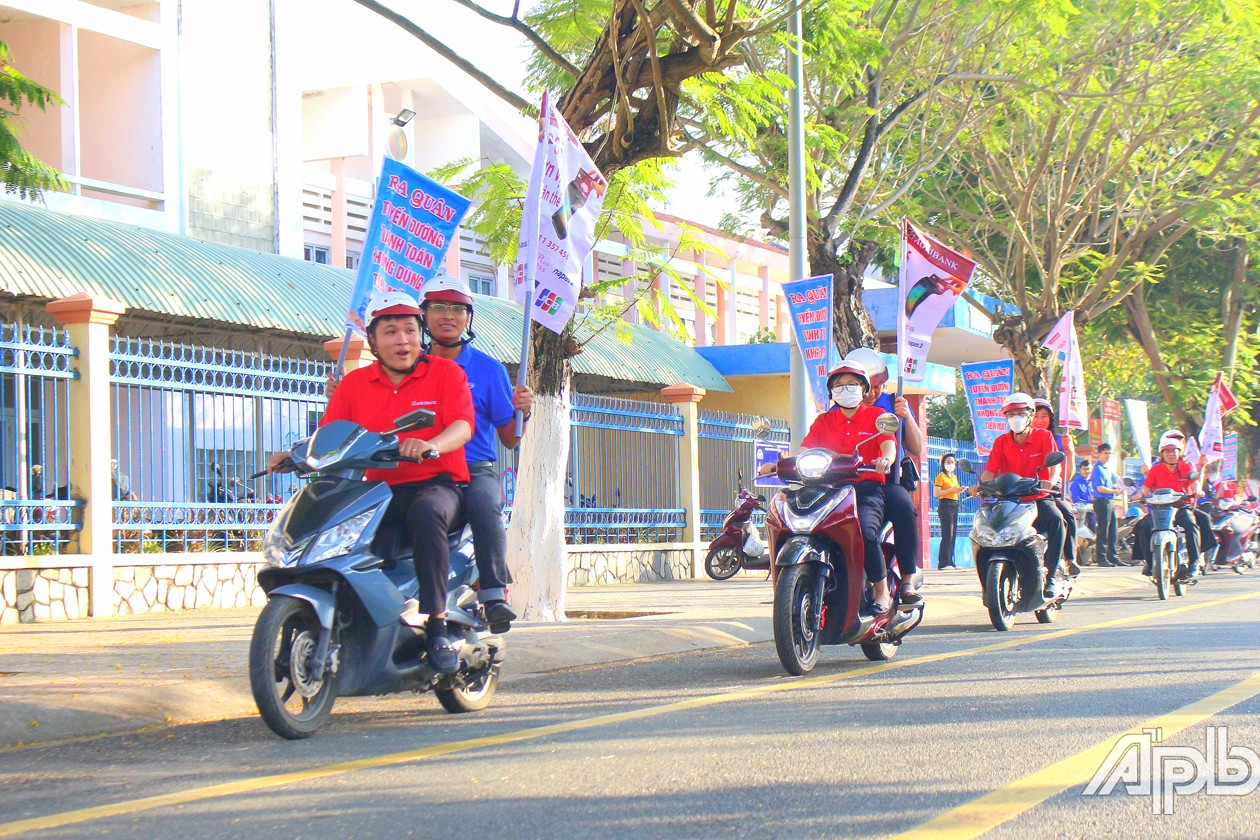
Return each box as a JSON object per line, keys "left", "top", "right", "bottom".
{"left": 331, "top": 326, "right": 353, "bottom": 383}
{"left": 514, "top": 305, "right": 532, "bottom": 437}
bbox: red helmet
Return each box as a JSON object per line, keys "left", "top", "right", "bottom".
{"left": 1001, "top": 392, "right": 1035, "bottom": 415}
{"left": 826, "top": 362, "right": 870, "bottom": 393}
{"left": 421, "top": 276, "right": 474, "bottom": 307}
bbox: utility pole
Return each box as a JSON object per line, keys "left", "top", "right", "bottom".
{"left": 787, "top": 7, "right": 810, "bottom": 447}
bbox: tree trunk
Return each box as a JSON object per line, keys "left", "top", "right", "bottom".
{"left": 991, "top": 317, "right": 1052, "bottom": 398}
{"left": 505, "top": 324, "right": 579, "bottom": 621}
{"left": 1221, "top": 239, "right": 1248, "bottom": 385}
{"left": 814, "top": 235, "right": 878, "bottom": 353}
{"left": 1121, "top": 288, "right": 1197, "bottom": 432}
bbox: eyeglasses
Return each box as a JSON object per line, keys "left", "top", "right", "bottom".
{"left": 426, "top": 303, "right": 470, "bottom": 315}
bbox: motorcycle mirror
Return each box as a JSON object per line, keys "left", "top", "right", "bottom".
{"left": 1249, "top": 496, "right": 1258, "bottom": 503}
{"left": 1187, "top": 471, "right": 1200, "bottom": 481}
{"left": 756, "top": 494, "right": 767, "bottom": 503}
{"left": 875, "top": 412, "right": 900, "bottom": 434}
{"left": 1044, "top": 450, "right": 1066, "bottom": 468}
{"left": 751, "top": 417, "right": 772, "bottom": 440}
{"left": 388, "top": 409, "right": 436, "bottom": 434}
{"left": 1123, "top": 477, "right": 1138, "bottom": 489}
{"left": 957, "top": 458, "right": 976, "bottom": 474}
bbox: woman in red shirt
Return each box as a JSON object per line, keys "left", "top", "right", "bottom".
{"left": 791, "top": 361, "right": 898, "bottom": 613}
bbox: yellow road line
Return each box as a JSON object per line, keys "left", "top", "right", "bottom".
{"left": 1, "top": 589, "right": 1256, "bottom": 838}
{"left": 890, "top": 670, "right": 1260, "bottom": 840}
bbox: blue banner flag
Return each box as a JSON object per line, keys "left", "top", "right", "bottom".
{"left": 960, "top": 359, "right": 1015, "bottom": 454}
{"left": 781, "top": 275, "right": 837, "bottom": 411}
{"left": 345, "top": 158, "right": 471, "bottom": 334}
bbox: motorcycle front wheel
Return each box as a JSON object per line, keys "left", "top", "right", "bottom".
{"left": 773, "top": 564, "right": 821, "bottom": 675}
{"left": 249, "top": 596, "right": 338, "bottom": 739}
{"left": 704, "top": 545, "right": 744, "bottom": 581}
{"left": 436, "top": 665, "right": 500, "bottom": 713}
{"left": 985, "top": 559, "right": 1018, "bottom": 631}
{"left": 1155, "top": 544, "right": 1173, "bottom": 600}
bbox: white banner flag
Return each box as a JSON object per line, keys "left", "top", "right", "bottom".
{"left": 1124, "top": 399, "right": 1152, "bottom": 466}
{"left": 1184, "top": 435, "right": 1202, "bottom": 465}
{"left": 1042, "top": 311, "right": 1088, "bottom": 429}
{"left": 1199, "top": 372, "right": 1227, "bottom": 462}
{"left": 896, "top": 218, "right": 975, "bottom": 383}
{"left": 513, "top": 92, "right": 608, "bottom": 334}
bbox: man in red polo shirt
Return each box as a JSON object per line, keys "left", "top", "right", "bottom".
{"left": 270, "top": 291, "right": 473, "bottom": 674}
{"left": 1131, "top": 430, "right": 1215, "bottom": 582}
{"left": 975, "top": 392, "right": 1066, "bottom": 598}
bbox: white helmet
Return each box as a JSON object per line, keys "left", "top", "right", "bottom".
{"left": 1158, "top": 430, "right": 1186, "bottom": 453}
{"left": 1001, "top": 392, "right": 1036, "bottom": 415}
{"left": 365, "top": 290, "right": 423, "bottom": 329}
{"left": 420, "top": 275, "right": 474, "bottom": 307}
{"left": 844, "top": 347, "right": 888, "bottom": 389}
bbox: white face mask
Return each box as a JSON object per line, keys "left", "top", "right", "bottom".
{"left": 1007, "top": 414, "right": 1031, "bottom": 434}
{"left": 831, "top": 384, "right": 864, "bottom": 408}
{"left": 943, "top": 461, "right": 955, "bottom": 473}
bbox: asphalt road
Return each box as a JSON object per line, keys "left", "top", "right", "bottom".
{"left": 2, "top": 574, "right": 1258, "bottom": 840}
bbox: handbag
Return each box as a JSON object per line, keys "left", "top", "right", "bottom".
{"left": 899, "top": 456, "right": 920, "bottom": 493}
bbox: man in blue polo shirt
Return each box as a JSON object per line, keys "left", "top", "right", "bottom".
{"left": 421, "top": 277, "right": 534, "bottom": 631}
{"left": 1089, "top": 443, "right": 1120, "bottom": 566}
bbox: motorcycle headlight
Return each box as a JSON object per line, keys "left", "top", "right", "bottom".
{"left": 971, "top": 525, "right": 1000, "bottom": 547}
{"left": 262, "top": 524, "right": 301, "bottom": 568}
{"left": 796, "top": 450, "right": 832, "bottom": 480}
{"left": 304, "top": 509, "right": 374, "bottom": 565}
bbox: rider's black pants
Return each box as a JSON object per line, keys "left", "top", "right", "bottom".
{"left": 883, "top": 482, "right": 919, "bottom": 578}
{"left": 466, "top": 461, "right": 512, "bottom": 601}
{"left": 1133, "top": 506, "right": 1210, "bottom": 568}
{"left": 384, "top": 476, "right": 462, "bottom": 617}
{"left": 1034, "top": 498, "right": 1065, "bottom": 579}
{"left": 856, "top": 481, "right": 888, "bottom": 583}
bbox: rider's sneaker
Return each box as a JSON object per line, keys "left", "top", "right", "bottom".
{"left": 483, "top": 599, "right": 517, "bottom": 633}
{"left": 1043, "top": 579, "right": 1062, "bottom": 600}
{"left": 898, "top": 582, "right": 923, "bottom": 605}
{"left": 1174, "top": 564, "right": 1193, "bottom": 584}
{"left": 1140, "top": 561, "right": 1153, "bottom": 577}
{"left": 426, "top": 634, "right": 459, "bottom": 675}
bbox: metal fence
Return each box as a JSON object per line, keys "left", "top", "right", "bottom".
{"left": 567, "top": 393, "right": 685, "bottom": 543}
{"left": 109, "top": 336, "right": 332, "bottom": 552}
{"left": 698, "top": 410, "right": 790, "bottom": 541}
{"left": 0, "top": 323, "right": 80, "bottom": 554}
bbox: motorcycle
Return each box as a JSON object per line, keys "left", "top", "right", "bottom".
{"left": 1144, "top": 488, "right": 1196, "bottom": 600}
{"left": 704, "top": 474, "right": 769, "bottom": 580}
{"left": 763, "top": 413, "right": 925, "bottom": 675}
{"left": 1072, "top": 502, "right": 1096, "bottom": 563}
{"left": 1208, "top": 495, "right": 1259, "bottom": 574}
{"left": 248, "top": 409, "right": 504, "bottom": 739}
{"left": 960, "top": 451, "right": 1073, "bottom": 630}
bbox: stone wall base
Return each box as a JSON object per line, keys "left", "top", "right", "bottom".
{"left": 1, "top": 544, "right": 703, "bottom": 623}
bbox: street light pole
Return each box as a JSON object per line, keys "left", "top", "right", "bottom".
{"left": 787, "top": 7, "right": 811, "bottom": 447}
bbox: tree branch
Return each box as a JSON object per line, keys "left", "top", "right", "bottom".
{"left": 445, "top": 0, "right": 581, "bottom": 79}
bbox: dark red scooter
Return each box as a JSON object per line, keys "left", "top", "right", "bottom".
{"left": 704, "top": 474, "right": 769, "bottom": 580}
{"left": 1208, "top": 495, "right": 1259, "bottom": 573}
{"left": 763, "top": 414, "right": 924, "bottom": 675}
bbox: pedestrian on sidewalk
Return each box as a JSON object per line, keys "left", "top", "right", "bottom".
{"left": 1090, "top": 443, "right": 1121, "bottom": 566}
{"left": 933, "top": 453, "right": 966, "bottom": 569}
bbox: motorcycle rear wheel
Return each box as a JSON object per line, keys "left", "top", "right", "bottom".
{"left": 985, "top": 560, "right": 1017, "bottom": 631}
{"left": 861, "top": 641, "right": 897, "bottom": 661}
{"left": 435, "top": 665, "right": 500, "bottom": 713}
{"left": 773, "top": 564, "right": 821, "bottom": 675}
{"left": 1034, "top": 606, "right": 1056, "bottom": 624}
{"left": 704, "top": 545, "right": 744, "bottom": 581}
{"left": 249, "top": 596, "right": 338, "bottom": 739}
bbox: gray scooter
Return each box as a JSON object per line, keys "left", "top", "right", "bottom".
{"left": 961, "top": 451, "right": 1072, "bottom": 630}
{"left": 249, "top": 409, "right": 504, "bottom": 739}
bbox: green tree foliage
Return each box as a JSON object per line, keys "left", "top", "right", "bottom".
{"left": 0, "top": 40, "right": 63, "bottom": 199}
{"left": 916, "top": 0, "right": 1260, "bottom": 395}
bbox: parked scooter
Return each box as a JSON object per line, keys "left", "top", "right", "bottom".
{"left": 1072, "top": 502, "right": 1096, "bottom": 564}
{"left": 1208, "top": 495, "right": 1259, "bottom": 574}
{"left": 704, "top": 474, "right": 768, "bottom": 580}
{"left": 960, "top": 451, "right": 1073, "bottom": 630}
{"left": 763, "top": 413, "right": 925, "bottom": 675}
{"left": 247, "top": 409, "right": 504, "bottom": 739}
